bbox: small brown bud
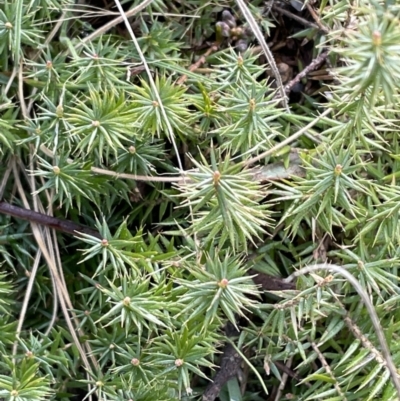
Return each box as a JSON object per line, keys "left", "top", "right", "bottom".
{"left": 372, "top": 30, "right": 382, "bottom": 46}
{"left": 213, "top": 170, "right": 221, "bottom": 185}
{"left": 334, "top": 164, "right": 342, "bottom": 176}
{"left": 218, "top": 278, "right": 229, "bottom": 288}
{"left": 25, "top": 350, "right": 34, "bottom": 358}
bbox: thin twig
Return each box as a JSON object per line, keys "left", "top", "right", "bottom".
{"left": 39, "top": 145, "right": 183, "bottom": 183}
{"left": 274, "top": 356, "right": 293, "bottom": 401}
{"left": 250, "top": 269, "right": 296, "bottom": 291}
{"left": 274, "top": 360, "right": 308, "bottom": 383}
{"left": 18, "top": 159, "right": 100, "bottom": 385}
{"left": 90, "top": 166, "right": 182, "bottom": 182}
{"left": 0, "top": 201, "right": 101, "bottom": 239}
{"left": 44, "top": 233, "right": 59, "bottom": 337}
{"left": 305, "top": 3, "right": 330, "bottom": 34}
{"left": 18, "top": 62, "right": 27, "bottom": 118}
{"left": 285, "top": 51, "right": 329, "bottom": 94}
{"left": 332, "top": 292, "right": 385, "bottom": 372}
{"left": 39, "top": 145, "right": 304, "bottom": 185}
{"left": 74, "top": 0, "right": 155, "bottom": 52}
{"left": 310, "top": 340, "right": 346, "bottom": 400}
{"left": 284, "top": 263, "right": 400, "bottom": 398}
{"left": 177, "top": 43, "right": 219, "bottom": 85}
{"left": 113, "top": 0, "right": 201, "bottom": 255}
{"left": 11, "top": 68, "right": 47, "bottom": 360}
{"left": 12, "top": 245, "right": 42, "bottom": 358}
{"left": 342, "top": 308, "right": 387, "bottom": 370}
{"left": 272, "top": 5, "right": 320, "bottom": 31}
{"left": 0, "top": 159, "right": 13, "bottom": 199}
{"left": 235, "top": 0, "right": 289, "bottom": 112}
{"left": 4, "top": 68, "right": 17, "bottom": 96}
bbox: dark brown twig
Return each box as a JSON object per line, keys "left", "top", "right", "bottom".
{"left": 250, "top": 269, "right": 296, "bottom": 291}
{"left": 202, "top": 272, "right": 296, "bottom": 401}
{"left": 285, "top": 51, "right": 329, "bottom": 94}
{"left": 305, "top": 3, "right": 330, "bottom": 34}
{"left": 0, "top": 155, "right": 303, "bottom": 247}
{"left": 272, "top": 4, "right": 329, "bottom": 34}
{"left": 274, "top": 360, "right": 306, "bottom": 383}
{"left": 0, "top": 201, "right": 102, "bottom": 239}
{"left": 272, "top": 5, "right": 320, "bottom": 31}
{"left": 203, "top": 323, "right": 242, "bottom": 401}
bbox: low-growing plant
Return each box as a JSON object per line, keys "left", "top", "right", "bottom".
{"left": 1, "top": 0, "right": 400, "bottom": 400}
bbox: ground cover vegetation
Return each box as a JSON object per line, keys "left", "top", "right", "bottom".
{"left": 1, "top": 0, "right": 400, "bottom": 400}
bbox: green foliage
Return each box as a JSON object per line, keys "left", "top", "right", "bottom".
{"left": 176, "top": 252, "right": 260, "bottom": 328}
{"left": 1, "top": 0, "right": 400, "bottom": 400}
{"left": 31, "top": 157, "right": 101, "bottom": 212}
{"left": 0, "top": 272, "right": 13, "bottom": 316}
{"left": 333, "top": 3, "right": 400, "bottom": 105}
{"left": 0, "top": 357, "right": 51, "bottom": 401}
{"left": 66, "top": 88, "right": 138, "bottom": 161}
{"left": 129, "top": 75, "right": 191, "bottom": 138}
{"left": 176, "top": 148, "right": 271, "bottom": 251}
{"left": 215, "top": 81, "right": 283, "bottom": 154}
{"left": 273, "top": 147, "right": 368, "bottom": 236}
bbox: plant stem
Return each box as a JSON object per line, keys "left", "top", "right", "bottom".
{"left": 0, "top": 201, "right": 101, "bottom": 239}
{"left": 284, "top": 263, "right": 400, "bottom": 398}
